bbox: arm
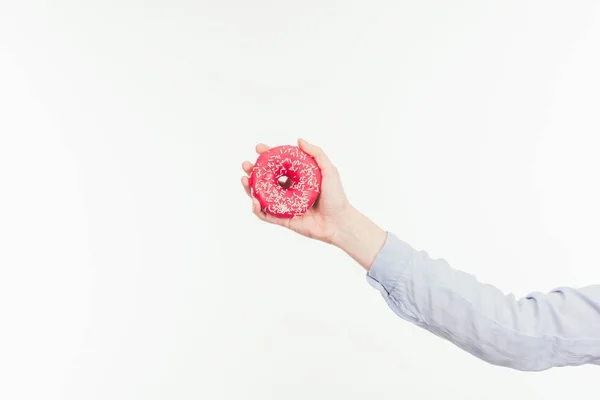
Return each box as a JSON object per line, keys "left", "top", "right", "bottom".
{"left": 242, "top": 140, "right": 600, "bottom": 371}
{"left": 333, "top": 208, "right": 600, "bottom": 371}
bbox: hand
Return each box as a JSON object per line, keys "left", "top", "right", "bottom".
{"left": 241, "top": 139, "right": 387, "bottom": 270}
{"left": 240, "top": 138, "right": 352, "bottom": 244}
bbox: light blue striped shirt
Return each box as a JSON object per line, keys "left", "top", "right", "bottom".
{"left": 367, "top": 232, "right": 600, "bottom": 371}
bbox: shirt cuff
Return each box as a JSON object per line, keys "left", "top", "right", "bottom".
{"left": 366, "top": 232, "right": 420, "bottom": 322}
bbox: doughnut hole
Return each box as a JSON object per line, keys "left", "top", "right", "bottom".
{"left": 277, "top": 169, "right": 299, "bottom": 190}
{"left": 277, "top": 175, "right": 293, "bottom": 189}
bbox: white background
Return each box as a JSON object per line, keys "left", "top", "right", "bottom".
{"left": 1, "top": 1, "right": 600, "bottom": 399}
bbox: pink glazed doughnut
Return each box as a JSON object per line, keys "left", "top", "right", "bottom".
{"left": 249, "top": 145, "right": 322, "bottom": 218}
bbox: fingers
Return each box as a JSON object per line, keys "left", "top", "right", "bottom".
{"left": 241, "top": 143, "right": 270, "bottom": 176}
{"left": 252, "top": 198, "right": 266, "bottom": 221}
{"left": 243, "top": 176, "right": 277, "bottom": 225}
{"left": 298, "top": 138, "right": 335, "bottom": 172}
{"left": 242, "top": 161, "right": 253, "bottom": 176}
{"left": 251, "top": 198, "right": 276, "bottom": 225}
{"left": 241, "top": 176, "right": 251, "bottom": 198}
{"left": 256, "top": 143, "right": 270, "bottom": 154}
{"left": 251, "top": 196, "right": 289, "bottom": 228}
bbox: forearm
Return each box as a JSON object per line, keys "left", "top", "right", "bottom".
{"left": 331, "top": 206, "right": 387, "bottom": 270}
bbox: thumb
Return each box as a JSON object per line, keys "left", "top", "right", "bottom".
{"left": 298, "top": 138, "right": 334, "bottom": 171}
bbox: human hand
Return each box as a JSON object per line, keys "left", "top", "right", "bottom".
{"left": 240, "top": 139, "right": 353, "bottom": 244}
{"left": 241, "top": 139, "right": 386, "bottom": 269}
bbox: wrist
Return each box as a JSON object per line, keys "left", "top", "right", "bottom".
{"left": 332, "top": 206, "right": 387, "bottom": 270}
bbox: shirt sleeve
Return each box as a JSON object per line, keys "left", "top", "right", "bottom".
{"left": 366, "top": 232, "right": 600, "bottom": 371}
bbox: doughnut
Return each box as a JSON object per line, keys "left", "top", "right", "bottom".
{"left": 249, "top": 145, "right": 322, "bottom": 218}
